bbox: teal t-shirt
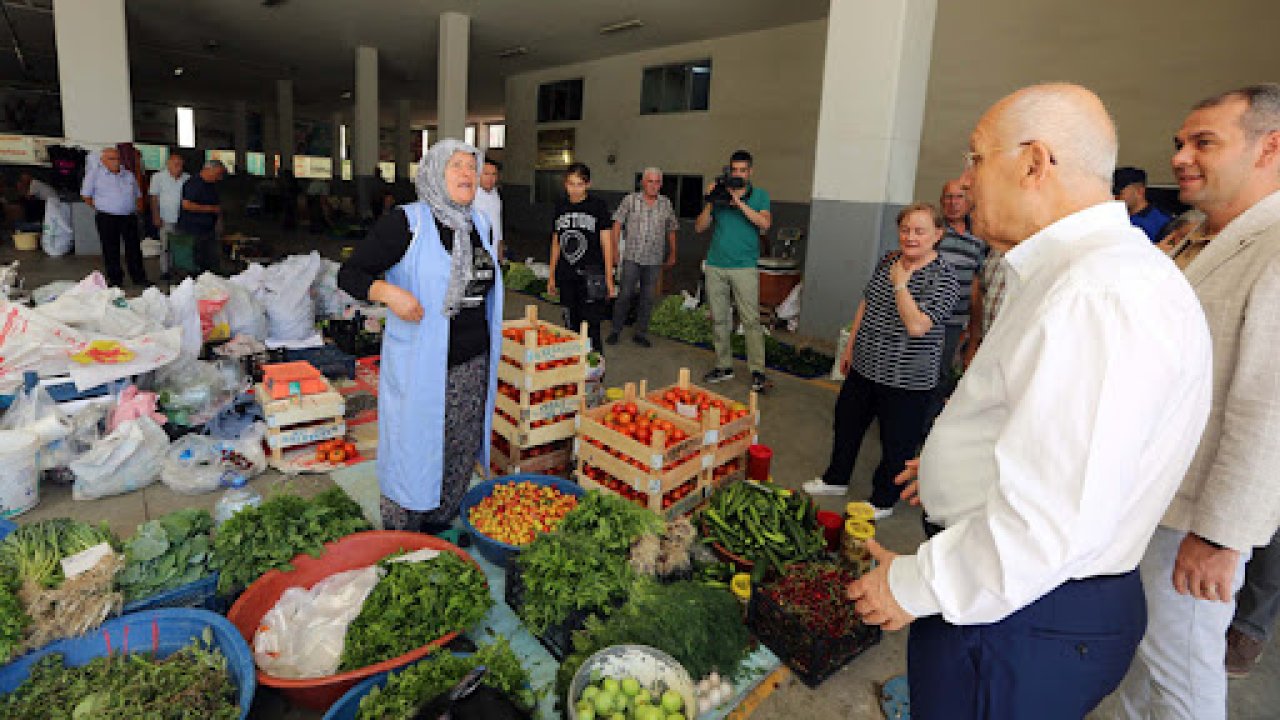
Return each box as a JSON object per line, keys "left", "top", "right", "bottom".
{"left": 706, "top": 186, "right": 771, "bottom": 269}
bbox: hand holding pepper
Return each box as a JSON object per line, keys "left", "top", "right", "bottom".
{"left": 846, "top": 539, "right": 915, "bottom": 631}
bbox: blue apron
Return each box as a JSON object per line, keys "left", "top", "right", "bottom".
{"left": 376, "top": 202, "right": 503, "bottom": 511}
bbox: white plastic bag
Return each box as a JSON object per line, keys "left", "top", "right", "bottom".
{"left": 252, "top": 566, "right": 382, "bottom": 679}
{"left": 831, "top": 325, "right": 852, "bottom": 382}
{"left": 31, "top": 280, "right": 76, "bottom": 306}
{"left": 199, "top": 273, "right": 266, "bottom": 340}
{"left": 262, "top": 253, "right": 323, "bottom": 344}
{"left": 1, "top": 384, "right": 70, "bottom": 472}
{"left": 40, "top": 197, "right": 72, "bottom": 257}
{"left": 166, "top": 277, "right": 203, "bottom": 359}
{"left": 313, "top": 259, "right": 360, "bottom": 319}
{"left": 71, "top": 415, "right": 169, "bottom": 500}
{"left": 160, "top": 435, "right": 224, "bottom": 495}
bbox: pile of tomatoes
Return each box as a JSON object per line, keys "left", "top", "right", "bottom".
{"left": 497, "top": 380, "right": 578, "bottom": 405}
{"left": 598, "top": 401, "right": 690, "bottom": 448}
{"left": 314, "top": 438, "right": 358, "bottom": 464}
{"left": 468, "top": 481, "right": 579, "bottom": 546}
{"left": 502, "top": 325, "right": 575, "bottom": 346}
{"left": 652, "top": 387, "right": 751, "bottom": 427}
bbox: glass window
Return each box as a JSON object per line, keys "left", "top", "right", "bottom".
{"left": 487, "top": 123, "right": 506, "bottom": 149}
{"left": 640, "top": 60, "right": 711, "bottom": 115}
{"left": 176, "top": 106, "right": 195, "bottom": 148}
{"left": 537, "top": 78, "right": 584, "bottom": 123}
{"left": 464, "top": 125, "right": 476, "bottom": 146}
{"left": 246, "top": 152, "right": 266, "bottom": 177}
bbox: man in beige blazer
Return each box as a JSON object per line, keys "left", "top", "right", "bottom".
{"left": 1117, "top": 84, "right": 1280, "bottom": 720}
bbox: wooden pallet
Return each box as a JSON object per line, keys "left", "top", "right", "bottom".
{"left": 254, "top": 379, "right": 347, "bottom": 468}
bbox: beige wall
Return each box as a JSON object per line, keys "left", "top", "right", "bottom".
{"left": 504, "top": 20, "right": 827, "bottom": 203}
{"left": 915, "top": 1, "right": 1280, "bottom": 201}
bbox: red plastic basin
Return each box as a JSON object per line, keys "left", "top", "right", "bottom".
{"left": 225, "top": 530, "right": 485, "bottom": 711}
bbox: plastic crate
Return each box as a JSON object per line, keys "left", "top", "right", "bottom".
{"left": 459, "top": 474, "right": 585, "bottom": 567}
{"left": 0, "top": 608, "right": 256, "bottom": 719}
{"left": 284, "top": 345, "right": 357, "bottom": 380}
{"left": 0, "top": 518, "right": 15, "bottom": 541}
{"left": 746, "top": 579, "right": 881, "bottom": 687}
{"left": 122, "top": 573, "right": 229, "bottom": 615}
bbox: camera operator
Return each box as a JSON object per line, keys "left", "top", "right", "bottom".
{"left": 696, "top": 149, "right": 773, "bottom": 393}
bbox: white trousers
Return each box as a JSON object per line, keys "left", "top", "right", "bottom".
{"left": 1114, "top": 526, "right": 1249, "bottom": 720}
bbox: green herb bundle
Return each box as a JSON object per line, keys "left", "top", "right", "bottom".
{"left": 556, "top": 579, "right": 752, "bottom": 702}
{"left": 117, "top": 509, "right": 215, "bottom": 603}
{"left": 356, "top": 638, "right": 534, "bottom": 719}
{"left": 0, "top": 518, "right": 116, "bottom": 589}
{"left": 554, "top": 490, "right": 664, "bottom": 556}
{"left": 649, "top": 295, "right": 714, "bottom": 345}
{"left": 0, "top": 630, "right": 240, "bottom": 719}
{"left": 339, "top": 552, "right": 492, "bottom": 672}
{"left": 212, "top": 487, "right": 370, "bottom": 594}
{"left": 503, "top": 262, "right": 537, "bottom": 292}
{"left": 514, "top": 532, "right": 635, "bottom": 636}
{"left": 0, "top": 568, "right": 30, "bottom": 663}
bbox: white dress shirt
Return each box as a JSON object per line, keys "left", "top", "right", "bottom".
{"left": 889, "top": 201, "right": 1213, "bottom": 625}
{"left": 473, "top": 186, "right": 503, "bottom": 248}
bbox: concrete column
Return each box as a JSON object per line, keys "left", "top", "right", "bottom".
{"left": 437, "top": 12, "right": 469, "bottom": 141}
{"left": 396, "top": 99, "right": 412, "bottom": 181}
{"left": 53, "top": 0, "right": 133, "bottom": 144}
{"left": 233, "top": 101, "right": 249, "bottom": 175}
{"left": 263, "top": 111, "right": 278, "bottom": 177}
{"left": 354, "top": 45, "right": 379, "bottom": 217}
{"left": 476, "top": 122, "right": 490, "bottom": 152}
{"left": 277, "top": 79, "right": 295, "bottom": 177}
{"left": 798, "top": 0, "right": 938, "bottom": 339}
{"left": 331, "top": 111, "right": 343, "bottom": 180}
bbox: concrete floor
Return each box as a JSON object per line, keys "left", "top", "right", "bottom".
{"left": 2, "top": 222, "right": 1277, "bottom": 719}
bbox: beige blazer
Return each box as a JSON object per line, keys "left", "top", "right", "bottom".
{"left": 1163, "top": 190, "right": 1280, "bottom": 550}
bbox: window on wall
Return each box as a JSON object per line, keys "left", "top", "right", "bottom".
{"left": 537, "top": 78, "right": 584, "bottom": 123}
{"left": 634, "top": 172, "right": 705, "bottom": 218}
{"left": 487, "top": 123, "right": 506, "bottom": 149}
{"left": 176, "top": 106, "right": 195, "bottom": 148}
{"left": 464, "top": 125, "right": 476, "bottom": 147}
{"left": 641, "top": 59, "right": 711, "bottom": 114}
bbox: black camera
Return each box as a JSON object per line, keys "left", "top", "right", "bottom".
{"left": 705, "top": 166, "right": 747, "bottom": 207}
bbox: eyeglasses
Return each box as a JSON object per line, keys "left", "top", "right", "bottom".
{"left": 963, "top": 141, "right": 1056, "bottom": 169}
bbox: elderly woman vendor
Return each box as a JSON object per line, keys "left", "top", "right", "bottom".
{"left": 338, "top": 140, "right": 502, "bottom": 532}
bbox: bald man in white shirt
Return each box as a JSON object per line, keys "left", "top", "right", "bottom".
{"left": 847, "top": 83, "right": 1213, "bottom": 719}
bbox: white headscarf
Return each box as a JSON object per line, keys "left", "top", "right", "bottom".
{"left": 416, "top": 138, "right": 483, "bottom": 318}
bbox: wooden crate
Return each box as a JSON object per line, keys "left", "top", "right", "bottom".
{"left": 490, "top": 434, "right": 572, "bottom": 477}
{"left": 493, "top": 305, "right": 588, "bottom": 448}
{"left": 576, "top": 462, "right": 708, "bottom": 521}
{"left": 642, "top": 368, "right": 760, "bottom": 466}
{"left": 254, "top": 378, "right": 346, "bottom": 467}
{"left": 574, "top": 383, "right": 705, "bottom": 515}
{"left": 707, "top": 454, "right": 748, "bottom": 492}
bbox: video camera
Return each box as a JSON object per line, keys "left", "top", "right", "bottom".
{"left": 705, "top": 166, "right": 748, "bottom": 207}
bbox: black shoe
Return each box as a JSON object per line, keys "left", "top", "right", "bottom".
{"left": 632, "top": 335, "right": 651, "bottom": 348}
{"left": 703, "top": 367, "right": 734, "bottom": 384}
{"left": 751, "top": 372, "right": 769, "bottom": 393}
{"left": 606, "top": 332, "right": 620, "bottom": 345}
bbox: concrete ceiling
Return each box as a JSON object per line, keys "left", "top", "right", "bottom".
{"left": 0, "top": 0, "right": 829, "bottom": 123}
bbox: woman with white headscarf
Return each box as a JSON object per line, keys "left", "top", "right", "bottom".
{"left": 338, "top": 140, "right": 503, "bottom": 532}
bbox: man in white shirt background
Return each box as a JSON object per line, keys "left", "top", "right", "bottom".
{"left": 147, "top": 153, "right": 188, "bottom": 279}
{"left": 846, "top": 83, "right": 1213, "bottom": 719}
{"left": 473, "top": 158, "right": 504, "bottom": 262}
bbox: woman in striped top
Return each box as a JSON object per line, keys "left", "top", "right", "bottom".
{"left": 803, "top": 203, "right": 960, "bottom": 518}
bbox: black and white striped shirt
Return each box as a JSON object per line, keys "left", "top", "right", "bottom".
{"left": 851, "top": 253, "right": 960, "bottom": 391}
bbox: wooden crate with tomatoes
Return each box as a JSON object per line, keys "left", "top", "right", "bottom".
{"left": 642, "top": 368, "right": 760, "bottom": 467}
{"left": 707, "top": 454, "right": 747, "bottom": 491}
{"left": 494, "top": 305, "right": 588, "bottom": 447}
{"left": 490, "top": 433, "right": 572, "bottom": 477}
{"left": 254, "top": 375, "right": 348, "bottom": 468}
{"left": 573, "top": 383, "right": 707, "bottom": 518}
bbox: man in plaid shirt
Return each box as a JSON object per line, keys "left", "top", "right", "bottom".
{"left": 608, "top": 167, "right": 679, "bottom": 348}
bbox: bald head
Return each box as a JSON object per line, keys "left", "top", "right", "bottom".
{"left": 984, "top": 83, "right": 1117, "bottom": 188}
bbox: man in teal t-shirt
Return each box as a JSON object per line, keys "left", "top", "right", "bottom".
{"left": 696, "top": 149, "right": 773, "bottom": 393}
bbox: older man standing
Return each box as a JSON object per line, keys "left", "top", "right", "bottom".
{"left": 847, "top": 84, "right": 1212, "bottom": 719}
{"left": 608, "top": 167, "right": 678, "bottom": 348}
{"left": 1115, "top": 84, "right": 1280, "bottom": 720}
{"left": 177, "top": 159, "right": 226, "bottom": 275}
{"left": 148, "top": 154, "right": 188, "bottom": 279}
{"left": 81, "top": 146, "right": 145, "bottom": 287}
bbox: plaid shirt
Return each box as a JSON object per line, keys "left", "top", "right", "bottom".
{"left": 979, "top": 249, "right": 1009, "bottom": 336}
{"left": 613, "top": 192, "right": 678, "bottom": 265}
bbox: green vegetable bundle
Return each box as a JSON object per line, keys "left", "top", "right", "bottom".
{"left": 729, "top": 334, "right": 835, "bottom": 378}
{"left": 0, "top": 630, "right": 240, "bottom": 719}
{"left": 701, "top": 482, "right": 825, "bottom": 581}
{"left": 339, "top": 552, "right": 492, "bottom": 672}
{"left": 515, "top": 532, "right": 635, "bottom": 636}
{"left": 555, "top": 490, "right": 665, "bottom": 556}
{"left": 503, "top": 262, "right": 537, "bottom": 292}
{"left": 356, "top": 638, "right": 534, "bottom": 719}
{"left": 648, "top": 295, "right": 714, "bottom": 345}
{"left": 0, "top": 568, "right": 30, "bottom": 663}
{"left": 212, "top": 487, "right": 370, "bottom": 594}
{"left": 0, "top": 518, "right": 115, "bottom": 589}
{"left": 117, "top": 509, "right": 215, "bottom": 603}
{"left": 557, "top": 579, "right": 752, "bottom": 703}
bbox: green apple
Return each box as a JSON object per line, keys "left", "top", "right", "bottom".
{"left": 576, "top": 706, "right": 595, "bottom": 720}
{"left": 660, "top": 690, "right": 684, "bottom": 714}
{"left": 594, "top": 691, "right": 615, "bottom": 716}
{"left": 602, "top": 677, "right": 621, "bottom": 695}
{"left": 622, "top": 677, "right": 641, "bottom": 697}
{"left": 636, "top": 689, "right": 652, "bottom": 705}
{"left": 666, "top": 714, "right": 685, "bottom": 720}
{"left": 582, "top": 686, "right": 601, "bottom": 701}
{"left": 636, "top": 705, "right": 666, "bottom": 720}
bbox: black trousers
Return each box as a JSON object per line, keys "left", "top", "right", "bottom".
{"left": 191, "top": 231, "right": 219, "bottom": 275}
{"left": 923, "top": 322, "right": 964, "bottom": 435}
{"left": 821, "top": 370, "right": 930, "bottom": 508}
{"left": 95, "top": 211, "right": 145, "bottom": 287}
{"left": 557, "top": 266, "right": 606, "bottom": 353}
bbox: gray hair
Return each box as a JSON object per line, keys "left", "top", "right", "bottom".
{"left": 1194, "top": 83, "right": 1280, "bottom": 142}
{"left": 641, "top": 166, "right": 663, "bottom": 180}
{"left": 204, "top": 159, "right": 227, "bottom": 171}
{"left": 998, "top": 83, "right": 1117, "bottom": 187}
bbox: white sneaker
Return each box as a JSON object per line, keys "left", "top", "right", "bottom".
{"left": 802, "top": 478, "right": 848, "bottom": 496}
{"left": 872, "top": 506, "right": 894, "bottom": 520}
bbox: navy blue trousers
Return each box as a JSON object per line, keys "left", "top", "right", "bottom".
{"left": 908, "top": 570, "right": 1145, "bottom": 720}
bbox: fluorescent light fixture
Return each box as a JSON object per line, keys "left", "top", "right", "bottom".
{"left": 600, "top": 18, "right": 643, "bottom": 34}
{"left": 340, "top": 124, "right": 348, "bottom": 160}
{"left": 173, "top": 66, "right": 184, "bottom": 76}
{"left": 177, "top": 106, "right": 195, "bottom": 148}
{"left": 497, "top": 45, "right": 528, "bottom": 59}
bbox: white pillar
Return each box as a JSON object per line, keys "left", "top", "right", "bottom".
{"left": 476, "top": 122, "right": 490, "bottom": 153}
{"left": 277, "top": 79, "right": 295, "bottom": 177}
{"left": 233, "top": 101, "right": 249, "bottom": 175}
{"left": 331, "top": 111, "right": 344, "bottom": 180}
{"left": 396, "top": 99, "right": 412, "bottom": 180}
{"left": 53, "top": 0, "right": 133, "bottom": 144}
{"left": 263, "top": 111, "right": 278, "bottom": 177}
{"left": 798, "top": 0, "right": 938, "bottom": 339}
{"left": 354, "top": 46, "right": 380, "bottom": 217}
{"left": 437, "top": 12, "right": 469, "bottom": 141}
